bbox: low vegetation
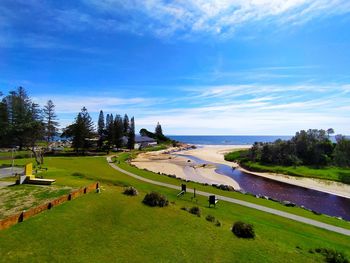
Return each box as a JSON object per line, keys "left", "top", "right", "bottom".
{"left": 142, "top": 192, "right": 169, "bottom": 207}
{"left": 123, "top": 186, "right": 138, "bottom": 196}
{"left": 205, "top": 214, "right": 215, "bottom": 222}
{"left": 232, "top": 221, "right": 255, "bottom": 239}
{"left": 189, "top": 206, "right": 201, "bottom": 217}
{"left": 311, "top": 248, "right": 349, "bottom": 263}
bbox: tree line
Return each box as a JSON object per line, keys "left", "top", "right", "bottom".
{"left": 0, "top": 87, "right": 138, "bottom": 154}
{"left": 246, "top": 129, "right": 350, "bottom": 167}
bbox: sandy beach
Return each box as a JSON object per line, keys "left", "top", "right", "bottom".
{"left": 131, "top": 146, "right": 241, "bottom": 190}
{"left": 131, "top": 145, "right": 350, "bottom": 199}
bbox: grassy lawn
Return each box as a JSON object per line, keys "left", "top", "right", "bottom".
{"left": 224, "top": 150, "right": 350, "bottom": 184}
{"left": 0, "top": 185, "right": 349, "bottom": 262}
{"left": 0, "top": 184, "right": 72, "bottom": 219}
{"left": 0, "top": 155, "right": 349, "bottom": 262}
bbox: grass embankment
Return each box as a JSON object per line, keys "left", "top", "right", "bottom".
{"left": 117, "top": 152, "right": 350, "bottom": 229}
{"left": 0, "top": 155, "right": 349, "bottom": 262}
{"left": 225, "top": 150, "right": 350, "bottom": 184}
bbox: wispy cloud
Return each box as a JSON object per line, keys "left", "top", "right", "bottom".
{"left": 31, "top": 83, "right": 350, "bottom": 135}
{"left": 2, "top": 0, "right": 350, "bottom": 44}
{"left": 83, "top": 0, "right": 350, "bottom": 38}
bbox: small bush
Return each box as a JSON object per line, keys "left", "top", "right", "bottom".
{"left": 189, "top": 206, "right": 201, "bottom": 217}
{"left": 123, "top": 186, "right": 138, "bottom": 196}
{"left": 142, "top": 192, "right": 168, "bottom": 207}
{"left": 215, "top": 220, "right": 221, "bottom": 227}
{"left": 206, "top": 215, "right": 216, "bottom": 222}
{"left": 313, "top": 248, "right": 349, "bottom": 263}
{"left": 232, "top": 221, "right": 255, "bottom": 239}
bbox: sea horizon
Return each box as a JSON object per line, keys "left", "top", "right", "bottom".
{"left": 168, "top": 135, "right": 293, "bottom": 145}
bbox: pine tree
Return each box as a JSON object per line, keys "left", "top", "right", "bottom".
{"left": 97, "top": 110, "right": 105, "bottom": 149}
{"left": 62, "top": 107, "right": 95, "bottom": 153}
{"left": 0, "top": 92, "right": 8, "bottom": 147}
{"left": 3, "top": 87, "right": 44, "bottom": 149}
{"left": 113, "top": 114, "right": 124, "bottom": 149}
{"left": 155, "top": 122, "right": 163, "bottom": 138}
{"left": 43, "top": 100, "right": 59, "bottom": 145}
{"left": 127, "top": 117, "right": 135, "bottom": 150}
{"left": 106, "top": 113, "right": 114, "bottom": 149}
{"left": 123, "top": 114, "right": 129, "bottom": 135}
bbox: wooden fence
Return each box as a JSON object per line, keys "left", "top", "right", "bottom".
{"left": 0, "top": 182, "right": 100, "bottom": 231}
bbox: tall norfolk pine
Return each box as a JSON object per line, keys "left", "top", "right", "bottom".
{"left": 43, "top": 100, "right": 59, "bottom": 145}
{"left": 0, "top": 87, "right": 44, "bottom": 149}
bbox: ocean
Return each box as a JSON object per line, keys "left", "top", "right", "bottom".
{"left": 168, "top": 135, "right": 292, "bottom": 145}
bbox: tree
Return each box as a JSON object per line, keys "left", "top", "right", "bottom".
{"left": 113, "top": 114, "right": 124, "bottom": 149}
{"left": 334, "top": 135, "right": 350, "bottom": 167}
{"left": 3, "top": 87, "right": 44, "bottom": 150}
{"left": 0, "top": 92, "right": 8, "bottom": 147}
{"left": 123, "top": 114, "right": 129, "bottom": 135}
{"left": 127, "top": 116, "right": 135, "bottom": 150}
{"left": 106, "top": 113, "right": 114, "bottom": 149}
{"left": 43, "top": 100, "right": 59, "bottom": 145}
{"left": 97, "top": 110, "right": 105, "bottom": 149}
{"left": 155, "top": 122, "right": 163, "bottom": 138}
{"left": 62, "top": 107, "right": 95, "bottom": 153}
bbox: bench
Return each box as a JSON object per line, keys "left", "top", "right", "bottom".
{"left": 209, "top": 195, "right": 219, "bottom": 207}
{"left": 177, "top": 184, "right": 187, "bottom": 197}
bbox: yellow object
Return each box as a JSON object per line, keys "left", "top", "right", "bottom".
{"left": 25, "top": 163, "right": 33, "bottom": 176}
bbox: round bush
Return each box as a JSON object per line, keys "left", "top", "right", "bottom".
{"left": 206, "top": 215, "right": 216, "bottom": 222}
{"left": 232, "top": 221, "right": 255, "bottom": 239}
{"left": 189, "top": 206, "right": 201, "bottom": 217}
{"left": 215, "top": 220, "right": 221, "bottom": 227}
{"left": 123, "top": 186, "right": 138, "bottom": 196}
{"left": 142, "top": 192, "right": 168, "bottom": 207}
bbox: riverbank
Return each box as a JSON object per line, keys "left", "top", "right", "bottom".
{"left": 181, "top": 145, "right": 350, "bottom": 199}
{"left": 133, "top": 145, "right": 350, "bottom": 199}
{"left": 131, "top": 146, "right": 241, "bottom": 190}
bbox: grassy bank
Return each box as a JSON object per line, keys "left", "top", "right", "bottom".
{"left": 1, "top": 184, "right": 349, "bottom": 262}
{"left": 225, "top": 150, "right": 350, "bottom": 184}
{"left": 0, "top": 155, "right": 350, "bottom": 262}
{"left": 116, "top": 153, "right": 350, "bottom": 229}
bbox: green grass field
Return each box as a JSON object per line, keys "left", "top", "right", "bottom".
{"left": 0, "top": 155, "right": 349, "bottom": 262}
{"left": 224, "top": 150, "right": 350, "bottom": 184}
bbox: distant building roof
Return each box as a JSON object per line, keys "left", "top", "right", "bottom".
{"left": 135, "top": 135, "right": 156, "bottom": 143}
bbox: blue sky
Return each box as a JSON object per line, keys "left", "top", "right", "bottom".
{"left": 1, "top": 0, "right": 350, "bottom": 135}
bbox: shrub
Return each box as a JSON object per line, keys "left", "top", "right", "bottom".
{"left": 123, "top": 186, "right": 138, "bottom": 196}
{"left": 313, "top": 248, "right": 349, "bottom": 263}
{"left": 232, "top": 221, "right": 255, "bottom": 239}
{"left": 142, "top": 192, "right": 168, "bottom": 207}
{"left": 206, "top": 215, "right": 215, "bottom": 222}
{"left": 189, "top": 206, "right": 201, "bottom": 217}
{"left": 215, "top": 220, "right": 221, "bottom": 227}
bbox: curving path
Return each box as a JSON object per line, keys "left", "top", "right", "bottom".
{"left": 107, "top": 156, "right": 350, "bottom": 237}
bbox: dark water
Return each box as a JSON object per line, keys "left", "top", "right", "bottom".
{"left": 169, "top": 135, "right": 292, "bottom": 145}
{"left": 178, "top": 154, "right": 350, "bottom": 221}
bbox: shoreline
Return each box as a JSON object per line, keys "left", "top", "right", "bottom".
{"left": 180, "top": 145, "right": 350, "bottom": 199}
{"left": 132, "top": 144, "right": 350, "bottom": 199}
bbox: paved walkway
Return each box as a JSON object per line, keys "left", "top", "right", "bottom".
{"left": 0, "top": 167, "right": 23, "bottom": 178}
{"left": 107, "top": 157, "right": 350, "bottom": 236}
